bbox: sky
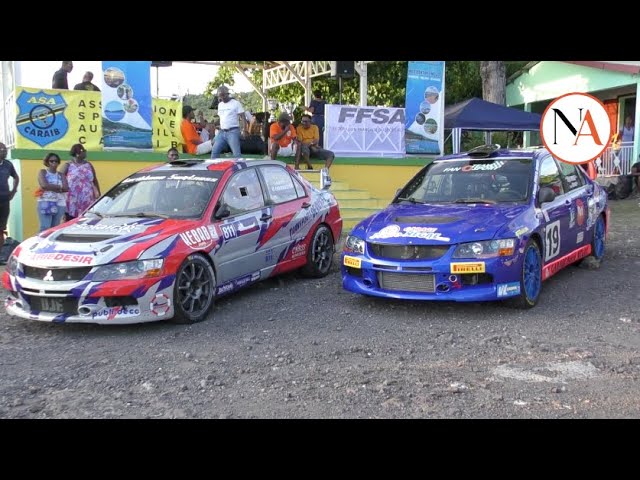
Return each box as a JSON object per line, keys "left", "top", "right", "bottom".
{"left": 17, "top": 61, "right": 254, "bottom": 97}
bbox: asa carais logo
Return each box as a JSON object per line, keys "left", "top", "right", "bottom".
{"left": 16, "top": 90, "right": 69, "bottom": 147}
{"left": 540, "top": 92, "right": 611, "bottom": 165}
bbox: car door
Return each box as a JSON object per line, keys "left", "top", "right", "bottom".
{"left": 538, "top": 155, "right": 569, "bottom": 263}
{"left": 556, "top": 160, "right": 590, "bottom": 252}
{"left": 257, "top": 165, "right": 309, "bottom": 268}
{"left": 213, "top": 168, "right": 267, "bottom": 285}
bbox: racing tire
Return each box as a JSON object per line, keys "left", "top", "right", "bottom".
{"left": 575, "top": 214, "right": 606, "bottom": 268}
{"left": 508, "top": 238, "right": 542, "bottom": 309}
{"left": 300, "top": 224, "right": 334, "bottom": 278}
{"left": 171, "top": 254, "right": 216, "bottom": 324}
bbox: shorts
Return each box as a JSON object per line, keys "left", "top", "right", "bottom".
{"left": 0, "top": 201, "right": 9, "bottom": 231}
{"left": 276, "top": 143, "right": 296, "bottom": 157}
{"left": 300, "top": 144, "right": 333, "bottom": 161}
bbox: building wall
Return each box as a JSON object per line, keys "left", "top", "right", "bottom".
{"left": 507, "top": 61, "right": 639, "bottom": 106}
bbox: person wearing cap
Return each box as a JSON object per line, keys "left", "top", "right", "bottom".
{"left": 180, "top": 105, "right": 212, "bottom": 155}
{"left": 269, "top": 113, "right": 298, "bottom": 160}
{"left": 210, "top": 85, "right": 247, "bottom": 158}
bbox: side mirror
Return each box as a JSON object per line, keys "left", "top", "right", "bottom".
{"left": 537, "top": 186, "right": 556, "bottom": 205}
{"left": 214, "top": 204, "right": 231, "bottom": 220}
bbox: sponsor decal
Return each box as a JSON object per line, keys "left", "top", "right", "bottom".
{"left": 16, "top": 90, "right": 68, "bottom": 147}
{"left": 123, "top": 174, "right": 218, "bottom": 184}
{"left": 74, "top": 222, "right": 145, "bottom": 233}
{"left": 234, "top": 273, "right": 254, "bottom": 288}
{"left": 343, "top": 255, "right": 362, "bottom": 268}
{"left": 43, "top": 270, "right": 54, "bottom": 281}
{"left": 251, "top": 271, "right": 260, "bottom": 282}
{"left": 150, "top": 293, "right": 171, "bottom": 316}
{"left": 92, "top": 306, "right": 141, "bottom": 321}
{"left": 497, "top": 282, "right": 521, "bottom": 298}
{"left": 289, "top": 197, "right": 329, "bottom": 238}
{"left": 442, "top": 161, "right": 504, "bottom": 173}
{"left": 28, "top": 252, "right": 93, "bottom": 265}
{"left": 220, "top": 223, "right": 238, "bottom": 240}
{"left": 543, "top": 245, "right": 591, "bottom": 280}
{"left": 265, "top": 248, "right": 274, "bottom": 263}
{"left": 514, "top": 227, "right": 529, "bottom": 237}
{"left": 291, "top": 243, "right": 306, "bottom": 260}
{"left": 575, "top": 198, "right": 585, "bottom": 226}
{"left": 544, "top": 220, "right": 561, "bottom": 262}
{"left": 450, "top": 262, "right": 485, "bottom": 274}
{"left": 216, "top": 282, "right": 234, "bottom": 295}
{"left": 237, "top": 220, "right": 257, "bottom": 232}
{"left": 576, "top": 231, "right": 584, "bottom": 244}
{"left": 569, "top": 207, "right": 576, "bottom": 228}
{"left": 370, "top": 225, "right": 450, "bottom": 242}
{"left": 179, "top": 226, "right": 215, "bottom": 249}
{"left": 586, "top": 197, "right": 596, "bottom": 229}
{"left": 207, "top": 225, "right": 219, "bottom": 240}
{"left": 338, "top": 107, "right": 405, "bottom": 124}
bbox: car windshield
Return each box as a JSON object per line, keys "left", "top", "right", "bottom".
{"left": 89, "top": 170, "right": 222, "bottom": 219}
{"left": 395, "top": 158, "right": 533, "bottom": 204}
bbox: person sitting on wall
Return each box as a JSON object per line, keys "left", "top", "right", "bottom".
{"left": 269, "top": 113, "right": 298, "bottom": 160}
{"left": 180, "top": 105, "right": 211, "bottom": 155}
{"left": 295, "top": 114, "right": 334, "bottom": 170}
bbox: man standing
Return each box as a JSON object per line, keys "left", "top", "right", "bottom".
{"left": 73, "top": 71, "right": 101, "bottom": 92}
{"left": 0, "top": 143, "right": 20, "bottom": 264}
{"left": 211, "top": 85, "right": 246, "bottom": 159}
{"left": 52, "top": 61, "right": 73, "bottom": 89}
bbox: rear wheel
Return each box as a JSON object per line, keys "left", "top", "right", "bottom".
{"left": 300, "top": 224, "right": 334, "bottom": 278}
{"left": 171, "top": 254, "right": 216, "bottom": 324}
{"left": 508, "top": 239, "right": 542, "bottom": 309}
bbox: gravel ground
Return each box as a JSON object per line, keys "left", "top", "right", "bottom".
{"left": 1, "top": 198, "right": 639, "bottom": 419}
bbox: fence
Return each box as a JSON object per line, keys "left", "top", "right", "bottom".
{"left": 595, "top": 144, "right": 634, "bottom": 176}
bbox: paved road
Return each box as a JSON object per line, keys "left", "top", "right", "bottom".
{"left": 1, "top": 198, "right": 639, "bottom": 418}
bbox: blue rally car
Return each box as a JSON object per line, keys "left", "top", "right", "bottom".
{"left": 341, "top": 145, "right": 609, "bottom": 308}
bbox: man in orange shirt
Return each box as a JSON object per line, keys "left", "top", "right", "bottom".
{"left": 269, "top": 113, "right": 298, "bottom": 160}
{"left": 295, "top": 114, "right": 334, "bottom": 170}
{"left": 180, "top": 105, "right": 211, "bottom": 155}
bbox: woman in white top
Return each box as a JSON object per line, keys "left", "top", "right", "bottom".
{"left": 37, "top": 152, "right": 68, "bottom": 232}
{"left": 619, "top": 115, "right": 634, "bottom": 144}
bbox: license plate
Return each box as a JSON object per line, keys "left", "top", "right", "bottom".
{"left": 343, "top": 255, "right": 362, "bottom": 268}
{"left": 35, "top": 297, "right": 64, "bottom": 313}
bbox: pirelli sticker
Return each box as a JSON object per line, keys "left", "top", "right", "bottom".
{"left": 450, "top": 262, "right": 485, "bottom": 274}
{"left": 343, "top": 255, "right": 362, "bottom": 268}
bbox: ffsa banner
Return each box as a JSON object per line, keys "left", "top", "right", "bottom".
{"left": 101, "top": 61, "right": 153, "bottom": 150}
{"left": 14, "top": 87, "right": 182, "bottom": 152}
{"left": 325, "top": 105, "right": 406, "bottom": 157}
{"left": 404, "top": 61, "right": 445, "bottom": 155}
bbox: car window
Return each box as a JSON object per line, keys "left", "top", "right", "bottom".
{"left": 556, "top": 160, "right": 584, "bottom": 192}
{"left": 220, "top": 169, "right": 265, "bottom": 216}
{"left": 259, "top": 166, "right": 299, "bottom": 204}
{"left": 538, "top": 156, "right": 564, "bottom": 196}
{"left": 292, "top": 174, "right": 306, "bottom": 198}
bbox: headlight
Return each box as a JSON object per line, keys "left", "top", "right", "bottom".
{"left": 344, "top": 235, "right": 365, "bottom": 255}
{"left": 92, "top": 259, "right": 164, "bottom": 281}
{"left": 6, "top": 255, "right": 19, "bottom": 276}
{"left": 453, "top": 239, "right": 516, "bottom": 259}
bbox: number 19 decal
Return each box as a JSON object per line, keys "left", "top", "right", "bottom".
{"left": 545, "top": 220, "right": 561, "bottom": 261}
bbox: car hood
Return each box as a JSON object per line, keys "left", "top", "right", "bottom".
{"left": 358, "top": 203, "right": 529, "bottom": 244}
{"left": 17, "top": 216, "right": 203, "bottom": 267}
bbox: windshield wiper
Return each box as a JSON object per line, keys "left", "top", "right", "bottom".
{"left": 85, "top": 210, "right": 104, "bottom": 218}
{"left": 396, "top": 196, "right": 427, "bottom": 204}
{"left": 454, "top": 198, "right": 497, "bottom": 204}
{"left": 107, "top": 212, "right": 170, "bottom": 219}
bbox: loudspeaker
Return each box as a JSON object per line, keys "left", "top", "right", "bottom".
{"left": 151, "top": 61, "right": 173, "bottom": 67}
{"left": 330, "top": 61, "right": 355, "bottom": 78}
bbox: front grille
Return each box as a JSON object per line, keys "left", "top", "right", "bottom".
{"left": 104, "top": 296, "right": 139, "bottom": 307}
{"left": 56, "top": 234, "right": 117, "bottom": 243}
{"left": 23, "top": 266, "right": 92, "bottom": 282}
{"left": 28, "top": 296, "right": 78, "bottom": 314}
{"left": 460, "top": 273, "right": 493, "bottom": 285}
{"left": 378, "top": 272, "right": 435, "bottom": 293}
{"left": 369, "top": 243, "right": 449, "bottom": 260}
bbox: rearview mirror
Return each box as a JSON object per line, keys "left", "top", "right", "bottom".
{"left": 537, "top": 186, "right": 556, "bottom": 205}
{"left": 214, "top": 204, "right": 231, "bottom": 220}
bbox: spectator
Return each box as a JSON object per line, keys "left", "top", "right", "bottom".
{"left": 167, "top": 147, "right": 180, "bottom": 161}
{"left": 618, "top": 115, "right": 634, "bottom": 145}
{"left": 73, "top": 71, "right": 101, "bottom": 92}
{"left": 269, "top": 113, "right": 298, "bottom": 160}
{"left": 296, "top": 114, "right": 335, "bottom": 170}
{"left": 180, "top": 105, "right": 212, "bottom": 155}
{"left": 0, "top": 142, "right": 19, "bottom": 264}
{"left": 211, "top": 85, "right": 246, "bottom": 159}
{"left": 61, "top": 144, "right": 100, "bottom": 221}
{"left": 52, "top": 61, "right": 73, "bottom": 89}
{"left": 308, "top": 89, "right": 327, "bottom": 147}
{"left": 199, "top": 113, "right": 216, "bottom": 144}
{"left": 630, "top": 159, "right": 640, "bottom": 198}
{"left": 37, "top": 153, "right": 68, "bottom": 232}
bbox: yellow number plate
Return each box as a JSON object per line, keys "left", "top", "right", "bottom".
{"left": 450, "top": 262, "right": 486, "bottom": 274}
{"left": 343, "top": 255, "right": 362, "bottom": 268}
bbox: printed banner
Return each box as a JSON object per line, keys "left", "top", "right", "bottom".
{"left": 325, "top": 105, "right": 405, "bottom": 157}
{"left": 404, "top": 61, "right": 445, "bottom": 155}
{"left": 14, "top": 87, "right": 181, "bottom": 153}
{"left": 101, "top": 61, "right": 153, "bottom": 150}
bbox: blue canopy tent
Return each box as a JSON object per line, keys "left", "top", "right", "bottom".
{"left": 445, "top": 97, "right": 542, "bottom": 153}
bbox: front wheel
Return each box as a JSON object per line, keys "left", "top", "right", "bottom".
{"left": 508, "top": 239, "right": 542, "bottom": 309}
{"left": 300, "top": 224, "right": 334, "bottom": 278}
{"left": 171, "top": 254, "right": 216, "bottom": 324}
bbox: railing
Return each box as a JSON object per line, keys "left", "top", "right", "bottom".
{"left": 1, "top": 91, "right": 16, "bottom": 147}
{"left": 595, "top": 144, "right": 634, "bottom": 176}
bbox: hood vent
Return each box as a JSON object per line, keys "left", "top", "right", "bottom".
{"left": 55, "top": 233, "right": 118, "bottom": 243}
{"left": 394, "top": 216, "right": 459, "bottom": 224}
